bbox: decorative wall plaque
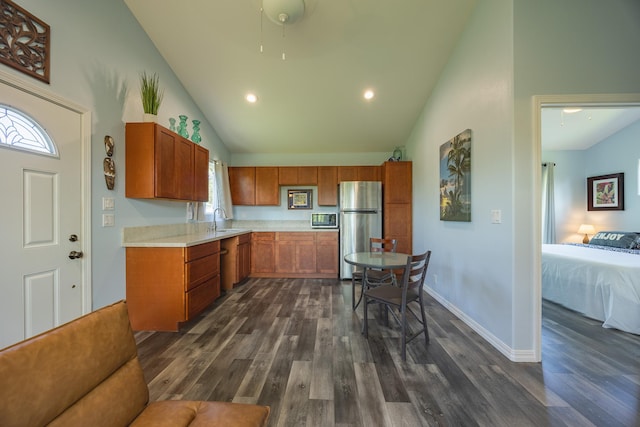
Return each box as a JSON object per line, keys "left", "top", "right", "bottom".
{"left": 0, "top": 0, "right": 50, "bottom": 83}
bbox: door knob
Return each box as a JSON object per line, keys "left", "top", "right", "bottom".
{"left": 69, "top": 234, "right": 78, "bottom": 242}
{"left": 68, "top": 251, "right": 83, "bottom": 259}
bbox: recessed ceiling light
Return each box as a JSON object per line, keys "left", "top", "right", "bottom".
{"left": 246, "top": 93, "right": 258, "bottom": 103}
{"left": 363, "top": 89, "right": 375, "bottom": 100}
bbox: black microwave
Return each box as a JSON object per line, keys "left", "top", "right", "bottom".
{"left": 311, "top": 213, "right": 338, "bottom": 228}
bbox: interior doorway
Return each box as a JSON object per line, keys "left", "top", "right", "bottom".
{"left": 534, "top": 93, "right": 640, "bottom": 360}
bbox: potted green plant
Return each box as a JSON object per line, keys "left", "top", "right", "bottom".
{"left": 139, "top": 71, "right": 163, "bottom": 122}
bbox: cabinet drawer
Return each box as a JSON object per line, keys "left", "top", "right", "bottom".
{"left": 238, "top": 233, "right": 251, "bottom": 244}
{"left": 316, "top": 232, "right": 338, "bottom": 242}
{"left": 186, "top": 275, "right": 220, "bottom": 319}
{"left": 252, "top": 232, "right": 275, "bottom": 241}
{"left": 185, "top": 253, "right": 219, "bottom": 290}
{"left": 277, "top": 232, "right": 315, "bottom": 241}
{"left": 186, "top": 240, "right": 220, "bottom": 261}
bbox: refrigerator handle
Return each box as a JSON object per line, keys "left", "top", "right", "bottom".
{"left": 341, "top": 209, "right": 378, "bottom": 214}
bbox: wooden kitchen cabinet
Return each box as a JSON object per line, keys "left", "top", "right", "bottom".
{"left": 338, "top": 166, "right": 381, "bottom": 182}
{"left": 238, "top": 234, "right": 251, "bottom": 281}
{"left": 229, "top": 167, "right": 255, "bottom": 205}
{"left": 251, "top": 231, "right": 337, "bottom": 278}
{"left": 251, "top": 232, "right": 276, "bottom": 273}
{"left": 229, "top": 167, "right": 279, "bottom": 205}
{"left": 276, "top": 232, "right": 316, "bottom": 274}
{"left": 382, "top": 161, "right": 412, "bottom": 254}
{"left": 278, "top": 166, "right": 318, "bottom": 185}
{"left": 125, "top": 122, "right": 208, "bottom": 201}
{"left": 255, "top": 167, "right": 280, "bottom": 205}
{"left": 317, "top": 166, "right": 338, "bottom": 206}
{"left": 220, "top": 233, "right": 251, "bottom": 291}
{"left": 125, "top": 240, "right": 220, "bottom": 331}
{"left": 316, "top": 232, "right": 339, "bottom": 274}
{"left": 193, "top": 144, "right": 209, "bottom": 201}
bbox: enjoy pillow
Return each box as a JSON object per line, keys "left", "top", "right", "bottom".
{"left": 589, "top": 231, "right": 640, "bottom": 249}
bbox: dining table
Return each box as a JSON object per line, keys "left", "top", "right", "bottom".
{"left": 344, "top": 251, "right": 410, "bottom": 310}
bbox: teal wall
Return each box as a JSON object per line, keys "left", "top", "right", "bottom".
{"left": 6, "top": 0, "right": 231, "bottom": 309}
{"left": 406, "top": 0, "right": 640, "bottom": 359}
{"left": 545, "top": 119, "right": 640, "bottom": 242}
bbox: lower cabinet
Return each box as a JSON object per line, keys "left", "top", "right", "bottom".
{"left": 126, "top": 241, "right": 220, "bottom": 331}
{"left": 251, "top": 231, "right": 338, "bottom": 278}
{"left": 220, "top": 233, "right": 251, "bottom": 291}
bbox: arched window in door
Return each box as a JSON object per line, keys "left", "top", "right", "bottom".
{"left": 0, "top": 104, "right": 57, "bottom": 157}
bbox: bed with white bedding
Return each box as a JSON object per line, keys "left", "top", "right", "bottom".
{"left": 542, "top": 232, "right": 640, "bottom": 335}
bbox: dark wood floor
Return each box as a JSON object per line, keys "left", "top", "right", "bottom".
{"left": 135, "top": 278, "right": 640, "bottom": 426}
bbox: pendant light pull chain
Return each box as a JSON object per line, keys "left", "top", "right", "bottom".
{"left": 259, "top": 7, "right": 264, "bottom": 53}
{"left": 281, "top": 22, "right": 286, "bottom": 60}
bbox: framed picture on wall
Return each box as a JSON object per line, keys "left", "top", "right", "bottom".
{"left": 439, "top": 129, "right": 472, "bottom": 221}
{"left": 288, "top": 189, "right": 312, "bottom": 209}
{"left": 587, "top": 173, "right": 624, "bottom": 211}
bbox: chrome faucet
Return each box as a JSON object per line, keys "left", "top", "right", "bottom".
{"left": 211, "top": 207, "right": 227, "bottom": 233}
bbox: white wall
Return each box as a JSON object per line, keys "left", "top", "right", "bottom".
{"left": 406, "top": 0, "right": 640, "bottom": 360}
{"left": 584, "top": 120, "right": 640, "bottom": 231}
{"left": 513, "top": 0, "right": 640, "bottom": 355}
{"left": 545, "top": 119, "right": 640, "bottom": 242}
{"left": 5, "top": 0, "right": 231, "bottom": 309}
{"left": 406, "top": 0, "right": 516, "bottom": 355}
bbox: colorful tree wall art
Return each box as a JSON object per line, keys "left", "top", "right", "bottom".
{"left": 440, "top": 129, "right": 471, "bottom": 222}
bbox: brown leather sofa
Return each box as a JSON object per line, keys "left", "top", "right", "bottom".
{"left": 0, "top": 301, "right": 269, "bottom": 427}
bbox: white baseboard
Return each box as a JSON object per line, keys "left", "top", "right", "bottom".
{"left": 425, "top": 286, "right": 538, "bottom": 363}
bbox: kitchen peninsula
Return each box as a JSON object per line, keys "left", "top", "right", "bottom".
{"left": 123, "top": 221, "right": 338, "bottom": 331}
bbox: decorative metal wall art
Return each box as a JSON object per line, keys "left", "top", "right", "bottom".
{"left": 0, "top": 0, "right": 50, "bottom": 83}
{"left": 103, "top": 135, "right": 115, "bottom": 190}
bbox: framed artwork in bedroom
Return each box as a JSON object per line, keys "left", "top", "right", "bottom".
{"left": 587, "top": 173, "right": 624, "bottom": 211}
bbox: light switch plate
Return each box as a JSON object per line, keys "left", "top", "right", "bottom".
{"left": 102, "top": 214, "right": 115, "bottom": 227}
{"left": 491, "top": 209, "right": 502, "bottom": 224}
{"left": 102, "top": 197, "right": 115, "bottom": 210}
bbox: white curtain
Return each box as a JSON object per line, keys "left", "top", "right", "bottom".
{"left": 214, "top": 160, "right": 234, "bottom": 219}
{"left": 541, "top": 162, "right": 556, "bottom": 244}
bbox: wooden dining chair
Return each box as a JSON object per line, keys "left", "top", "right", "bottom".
{"left": 362, "top": 250, "right": 431, "bottom": 361}
{"left": 351, "top": 237, "right": 397, "bottom": 309}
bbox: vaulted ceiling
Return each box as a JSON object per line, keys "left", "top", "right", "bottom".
{"left": 124, "top": 0, "right": 476, "bottom": 154}
{"left": 124, "top": 1, "right": 640, "bottom": 155}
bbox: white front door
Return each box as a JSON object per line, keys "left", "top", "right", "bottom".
{"left": 0, "top": 74, "right": 90, "bottom": 348}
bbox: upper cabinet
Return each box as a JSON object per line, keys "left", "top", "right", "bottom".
{"left": 317, "top": 166, "right": 338, "bottom": 206}
{"left": 255, "top": 167, "right": 279, "bottom": 205}
{"left": 229, "top": 166, "right": 279, "bottom": 206}
{"left": 382, "top": 161, "right": 412, "bottom": 254}
{"left": 278, "top": 166, "right": 318, "bottom": 185}
{"left": 229, "top": 163, "right": 388, "bottom": 207}
{"left": 125, "top": 122, "right": 208, "bottom": 202}
{"left": 382, "top": 161, "right": 412, "bottom": 204}
{"left": 338, "top": 166, "right": 381, "bottom": 182}
{"left": 228, "top": 167, "right": 255, "bottom": 205}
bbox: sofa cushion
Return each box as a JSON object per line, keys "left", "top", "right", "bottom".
{"left": 0, "top": 301, "right": 148, "bottom": 427}
{"left": 130, "top": 401, "right": 270, "bottom": 427}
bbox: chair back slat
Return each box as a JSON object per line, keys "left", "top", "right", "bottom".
{"left": 402, "top": 251, "right": 431, "bottom": 292}
{"left": 370, "top": 237, "right": 397, "bottom": 253}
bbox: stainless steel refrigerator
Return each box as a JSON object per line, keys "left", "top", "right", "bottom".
{"left": 339, "top": 181, "right": 382, "bottom": 279}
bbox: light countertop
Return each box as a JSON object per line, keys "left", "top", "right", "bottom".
{"left": 122, "top": 220, "right": 337, "bottom": 248}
